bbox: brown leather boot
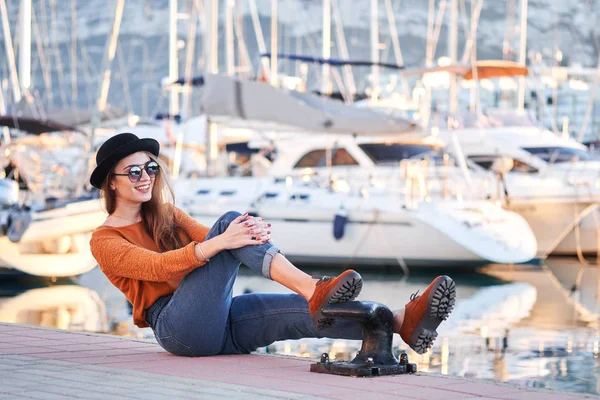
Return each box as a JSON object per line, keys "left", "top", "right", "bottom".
{"left": 400, "top": 275, "right": 456, "bottom": 354}
{"left": 308, "top": 269, "right": 363, "bottom": 329}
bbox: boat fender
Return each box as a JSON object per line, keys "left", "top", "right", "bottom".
{"left": 7, "top": 208, "right": 32, "bottom": 243}
{"left": 333, "top": 206, "right": 348, "bottom": 240}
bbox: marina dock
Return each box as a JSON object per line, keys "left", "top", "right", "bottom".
{"left": 0, "top": 322, "right": 594, "bottom": 400}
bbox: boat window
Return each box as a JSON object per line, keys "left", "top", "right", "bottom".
{"left": 512, "top": 159, "right": 538, "bottom": 173}
{"left": 294, "top": 150, "right": 326, "bottom": 168}
{"left": 294, "top": 148, "right": 358, "bottom": 168}
{"left": 358, "top": 144, "right": 435, "bottom": 165}
{"left": 290, "top": 193, "right": 310, "bottom": 200}
{"left": 468, "top": 155, "right": 538, "bottom": 173}
{"left": 468, "top": 155, "right": 501, "bottom": 170}
{"left": 470, "top": 158, "right": 494, "bottom": 170}
{"left": 332, "top": 149, "right": 359, "bottom": 166}
{"left": 522, "top": 147, "right": 600, "bottom": 163}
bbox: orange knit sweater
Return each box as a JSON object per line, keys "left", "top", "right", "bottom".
{"left": 90, "top": 207, "right": 210, "bottom": 328}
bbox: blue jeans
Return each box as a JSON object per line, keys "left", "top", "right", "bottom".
{"left": 148, "top": 211, "right": 363, "bottom": 356}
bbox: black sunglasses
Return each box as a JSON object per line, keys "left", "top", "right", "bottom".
{"left": 113, "top": 161, "right": 160, "bottom": 183}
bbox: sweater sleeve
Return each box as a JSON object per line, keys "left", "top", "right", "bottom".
{"left": 90, "top": 231, "right": 205, "bottom": 282}
{"left": 174, "top": 207, "right": 211, "bottom": 242}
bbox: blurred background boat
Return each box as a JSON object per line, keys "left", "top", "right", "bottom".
{"left": 0, "top": 117, "right": 105, "bottom": 278}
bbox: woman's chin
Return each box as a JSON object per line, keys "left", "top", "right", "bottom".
{"left": 138, "top": 194, "right": 153, "bottom": 203}
{"left": 130, "top": 192, "right": 152, "bottom": 203}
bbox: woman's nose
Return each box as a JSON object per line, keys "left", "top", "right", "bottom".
{"left": 140, "top": 169, "right": 152, "bottom": 180}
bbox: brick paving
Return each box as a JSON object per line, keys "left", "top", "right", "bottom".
{"left": 0, "top": 323, "right": 596, "bottom": 399}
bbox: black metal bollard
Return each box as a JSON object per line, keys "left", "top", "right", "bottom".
{"left": 310, "top": 301, "right": 417, "bottom": 377}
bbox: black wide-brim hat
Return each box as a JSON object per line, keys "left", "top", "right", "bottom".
{"left": 90, "top": 132, "right": 160, "bottom": 189}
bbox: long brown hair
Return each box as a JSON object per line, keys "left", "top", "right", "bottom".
{"left": 100, "top": 153, "right": 187, "bottom": 251}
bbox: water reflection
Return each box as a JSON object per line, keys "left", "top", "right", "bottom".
{"left": 1, "top": 260, "right": 600, "bottom": 395}
{"left": 0, "top": 281, "right": 107, "bottom": 332}
{"left": 0, "top": 273, "right": 149, "bottom": 338}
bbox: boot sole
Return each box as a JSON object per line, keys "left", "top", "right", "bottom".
{"left": 313, "top": 271, "right": 363, "bottom": 330}
{"left": 408, "top": 275, "right": 456, "bottom": 354}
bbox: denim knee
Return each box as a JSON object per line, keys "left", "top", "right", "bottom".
{"left": 214, "top": 211, "right": 242, "bottom": 234}
{"left": 213, "top": 210, "right": 281, "bottom": 280}
{"left": 219, "top": 211, "right": 242, "bottom": 223}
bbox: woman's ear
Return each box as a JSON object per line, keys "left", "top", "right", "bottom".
{"left": 110, "top": 177, "right": 117, "bottom": 191}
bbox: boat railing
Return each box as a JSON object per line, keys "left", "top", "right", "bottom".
{"left": 277, "top": 152, "right": 501, "bottom": 209}
{"left": 399, "top": 153, "right": 475, "bottom": 209}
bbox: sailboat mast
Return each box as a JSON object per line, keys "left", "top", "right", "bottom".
{"left": 169, "top": 0, "right": 180, "bottom": 117}
{"left": 0, "top": 0, "right": 21, "bottom": 103}
{"left": 0, "top": 84, "right": 9, "bottom": 144}
{"left": 225, "top": 0, "right": 235, "bottom": 76}
{"left": 331, "top": 0, "right": 356, "bottom": 100}
{"left": 182, "top": 0, "right": 198, "bottom": 119}
{"left": 168, "top": 0, "right": 181, "bottom": 179}
{"left": 71, "top": 0, "right": 77, "bottom": 103}
{"left": 517, "top": 0, "right": 528, "bottom": 111}
{"left": 174, "top": 0, "right": 199, "bottom": 179}
{"left": 270, "top": 0, "right": 278, "bottom": 85}
{"left": 448, "top": 0, "right": 458, "bottom": 120}
{"left": 204, "top": 0, "right": 218, "bottom": 74}
{"left": 383, "top": 0, "right": 410, "bottom": 95}
{"left": 89, "top": 0, "right": 125, "bottom": 149}
{"left": 248, "top": 0, "right": 269, "bottom": 81}
{"left": 322, "top": 0, "right": 332, "bottom": 95}
{"left": 233, "top": 4, "right": 253, "bottom": 78}
{"left": 204, "top": 0, "right": 219, "bottom": 177}
{"left": 370, "top": 0, "right": 379, "bottom": 96}
{"left": 19, "top": 0, "right": 32, "bottom": 95}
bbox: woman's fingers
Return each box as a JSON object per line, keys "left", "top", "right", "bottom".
{"left": 231, "top": 215, "right": 271, "bottom": 246}
{"left": 244, "top": 216, "right": 271, "bottom": 229}
{"left": 234, "top": 212, "right": 249, "bottom": 224}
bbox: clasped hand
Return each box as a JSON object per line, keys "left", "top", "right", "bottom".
{"left": 221, "top": 213, "right": 272, "bottom": 250}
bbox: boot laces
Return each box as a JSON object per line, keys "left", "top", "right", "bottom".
{"left": 313, "top": 275, "right": 332, "bottom": 286}
{"left": 409, "top": 290, "right": 420, "bottom": 302}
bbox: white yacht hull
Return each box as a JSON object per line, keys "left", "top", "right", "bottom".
{"left": 0, "top": 199, "right": 106, "bottom": 277}
{"left": 332, "top": 167, "right": 600, "bottom": 258}
{"left": 175, "top": 178, "right": 537, "bottom": 267}
{"left": 553, "top": 207, "right": 600, "bottom": 255}
{"left": 436, "top": 124, "right": 600, "bottom": 257}
{"left": 505, "top": 198, "right": 598, "bottom": 257}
